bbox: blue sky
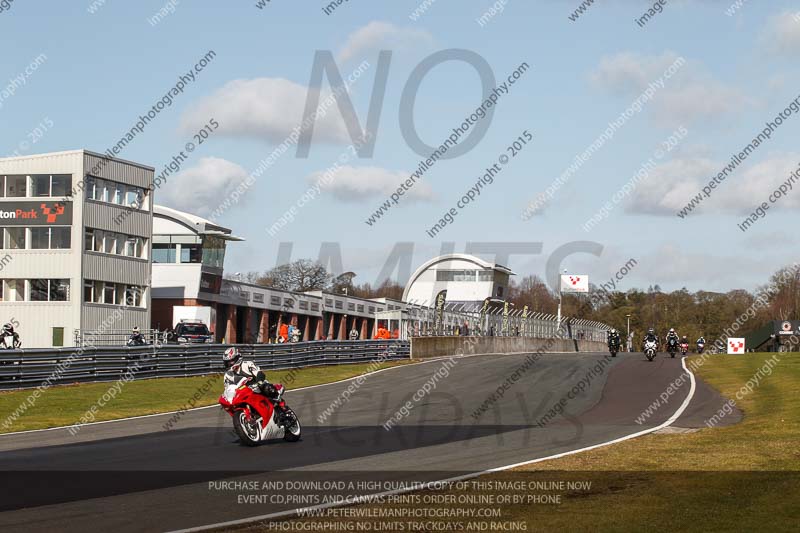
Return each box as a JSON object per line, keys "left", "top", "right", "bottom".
{"left": 2, "top": 0, "right": 799, "bottom": 293}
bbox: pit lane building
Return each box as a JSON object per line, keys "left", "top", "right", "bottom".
{"left": 0, "top": 150, "right": 153, "bottom": 348}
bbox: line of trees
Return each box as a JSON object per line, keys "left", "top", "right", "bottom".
{"left": 508, "top": 265, "right": 800, "bottom": 342}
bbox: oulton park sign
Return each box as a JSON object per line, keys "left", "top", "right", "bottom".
{"left": 0, "top": 201, "right": 72, "bottom": 225}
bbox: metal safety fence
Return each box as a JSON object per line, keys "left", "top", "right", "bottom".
{"left": 0, "top": 340, "right": 410, "bottom": 391}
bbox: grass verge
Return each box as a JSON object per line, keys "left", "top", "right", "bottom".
{"left": 0, "top": 360, "right": 411, "bottom": 434}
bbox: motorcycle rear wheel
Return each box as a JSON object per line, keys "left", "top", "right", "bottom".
{"left": 282, "top": 408, "right": 301, "bottom": 442}
{"left": 233, "top": 411, "right": 261, "bottom": 446}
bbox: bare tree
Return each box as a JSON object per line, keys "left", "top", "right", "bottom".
{"left": 257, "top": 260, "right": 332, "bottom": 292}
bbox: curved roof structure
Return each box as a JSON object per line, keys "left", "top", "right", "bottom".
{"left": 402, "top": 253, "right": 515, "bottom": 302}
{"left": 153, "top": 205, "right": 244, "bottom": 241}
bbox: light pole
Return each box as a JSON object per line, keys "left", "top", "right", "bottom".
{"left": 626, "top": 314, "right": 632, "bottom": 352}
{"left": 556, "top": 269, "right": 567, "bottom": 328}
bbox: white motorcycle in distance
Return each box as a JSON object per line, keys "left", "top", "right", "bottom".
{"left": 644, "top": 339, "right": 658, "bottom": 362}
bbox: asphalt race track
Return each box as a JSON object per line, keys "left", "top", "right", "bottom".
{"left": 0, "top": 352, "right": 737, "bottom": 532}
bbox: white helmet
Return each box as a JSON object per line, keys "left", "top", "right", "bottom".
{"left": 669, "top": 328, "right": 675, "bottom": 333}
{"left": 223, "top": 347, "right": 241, "bottom": 369}
{"left": 610, "top": 328, "right": 616, "bottom": 334}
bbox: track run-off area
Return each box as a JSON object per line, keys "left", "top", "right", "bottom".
{"left": 0, "top": 351, "right": 736, "bottom": 532}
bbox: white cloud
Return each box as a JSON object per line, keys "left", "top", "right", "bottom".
{"left": 180, "top": 78, "right": 350, "bottom": 145}
{"left": 159, "top": 157, "right": 250, "bottom": 216}
{"left": 306, "top": 165, "right": 435, "bottom": 203}
{"left": 624, "top": 157, "right": 717, "bottom": 215}
{"left": 591, "top": 51, "right": 750, "bottom": 127}
{"left": 337, "top": 21, "right": 433, "bottom": 63}
{"left": 763, "top": 10, "right": 800, "bottom": 55}
{"left": 625, "top": 154, "right": 800, "bottom": 215}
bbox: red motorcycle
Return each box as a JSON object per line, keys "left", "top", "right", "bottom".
{"left": 680, "top": 342, "right": 689, "bottom": 357}
{"left": 219, "top": 377, "right": 301, "bottom": 446}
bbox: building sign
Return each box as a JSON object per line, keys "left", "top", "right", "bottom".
{"left": 560, "top": 274, "right": 589, "bottom": 293}
{"left": 0, "top": 201, "right": 72, "bottom": 225}
{"left": 200, "top": 272, "right": 222, "bottom": 294}
{"left": 779, "top": 321, "right": 795, "bottom": 335}
{"left": 434, "top": 289, "right": 447, "bottom": 335}
{"left": 727, "top": 338, "right": 746, "bottom": 354}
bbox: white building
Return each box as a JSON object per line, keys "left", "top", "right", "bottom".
{"left": 402, "top": 253, "right": 514, "bottom": 306}
{"left": 0, "top": 150, "right": 153, "bottom": 347}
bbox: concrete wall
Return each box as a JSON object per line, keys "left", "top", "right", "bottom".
{"left": 410, "top": 336, "right": 607, "bottom": 359}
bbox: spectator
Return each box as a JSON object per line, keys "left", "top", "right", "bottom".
{"left": 349, "top": 326, "right": 359, "bottom": 340}
{"left": 461, "top": 321, "right": 470, "bottom": 336}
{"left": 278, "top": 323, "right": 289, "bottom": 343}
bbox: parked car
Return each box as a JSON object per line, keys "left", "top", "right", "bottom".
{"left": 171, "top": 321, "right": 213, "bottom": 344}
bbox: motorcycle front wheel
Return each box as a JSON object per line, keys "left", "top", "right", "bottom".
{"left": 646, "top": 352, "right": 656, "bottom": 361}
{"left": 282, "top": 408, "right": 301, "bottom": 442}
{"left": 233, "top": 410, "right": 261, "bottom": 446}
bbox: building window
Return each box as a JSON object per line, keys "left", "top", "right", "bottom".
{"left": 478, "top": 271, "right": 494, "bottom": 282}
{"left": 270, "top": 295, "right": 281, "bottom": 305}
{"left": 113, "top": 183, "right": 124, "bottom": 205}
{"left": 310, "top": 302, "right": 320, "bottom": 311}
{"left": 125, "top": 285, "right": 142, "bottom": 307}
{"left": 283, "top": 298, "right": 295, "bottom": 308}
{"left": 299, "top": 301, "right": 308, "bottom": 310}
{"left": 50, "top": 279, "right": 70, "bottom": 301}
{"left": 6, "top": 228, "right": 25, "bottom": 249}
{"left": 29, "top": 227, "right": 70, "bottom": 250}
{"left": 200, "top": 235, "right": 225, "bottom": 268}
{"left": 28, "top": 175, "right": 71, "bottom": 197}
{"left": 253, "top": 293, "right": 264, "bottom": 304}
{"left": 51, "top": 227, "right": 71, "bottom": 249}
{"left": 30, "top": 279, "right": 49, "bottom": 301}
{"left": 325, "top": 298, "right": 333, "bottom": 307}
{"left": 51, "top": 175, "right": 70, "bottom": 196}
{"left": 32, "top": 175, "right": 51, "bottom": 197}
{"left": 335, "top": 301, "right": 343, "bottom": 310}
{"left": 84, "top": 281, "right": 93, "bottom": 303}
{"left": 496, "top": 286, "right": 504, "bottom": 298}
{"left": 6, "top": 175, "right": 27, "bottom": 197}
{"left": 152, "top": 243, "right": 175, "bottom": 263}
{"left": 85, "top": 177, "right": 96, "bottom": 200}
{"left": 357, "top": 305, "right": 364, "bottom": 312}
{"left": 30, "top": 228, "right": 50, "bottom": 249}
{"left": 7, "top": 279, "right": 69, "bottom": 302}
{"left": 348, "top": 303, "right": 355, "bottom": 311}
{"left": 103, "top": 283, "right": 116, "bottom": 304}
{"left": 103, "top": 232, "right": 118, "bottom": 254}
{"left": 368, "top": 306, "right": 375, "bottom": 313}
{"left": 436, "top": 270, "right": 476, "bottom": 282}
{"left": 4, "top": 279, "right": 23, "bottom": 301}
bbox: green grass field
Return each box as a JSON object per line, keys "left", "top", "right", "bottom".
{"left": 246, "top": 353, "right": 800, "bottom": 533}
{"left": 0, "top": 361, "right": 410, "bottom": 433}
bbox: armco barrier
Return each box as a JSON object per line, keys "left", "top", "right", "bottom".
{"left": 0, "top": 340, "right": 409, "bottom": 391}
{"left": 410, "top": 336, "right": 607, "bottom": 359}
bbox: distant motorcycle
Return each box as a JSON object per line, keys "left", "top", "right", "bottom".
{"left": 667, "top": 337, "right": 679, "bottom": 359}
{"left": 644, "top": 339, "right": 658, "bottom": 362}
{"left": 608, "top": 338, "right": 621, "bottom": 357}
{"left": 680, "top": 342, "right": 689, "bottom": 357}
{"left": 696, "top": 342, "right": 705, "bottom": 354}
{"left": 126, "top": 336, "right": 147, "bottom": 347}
